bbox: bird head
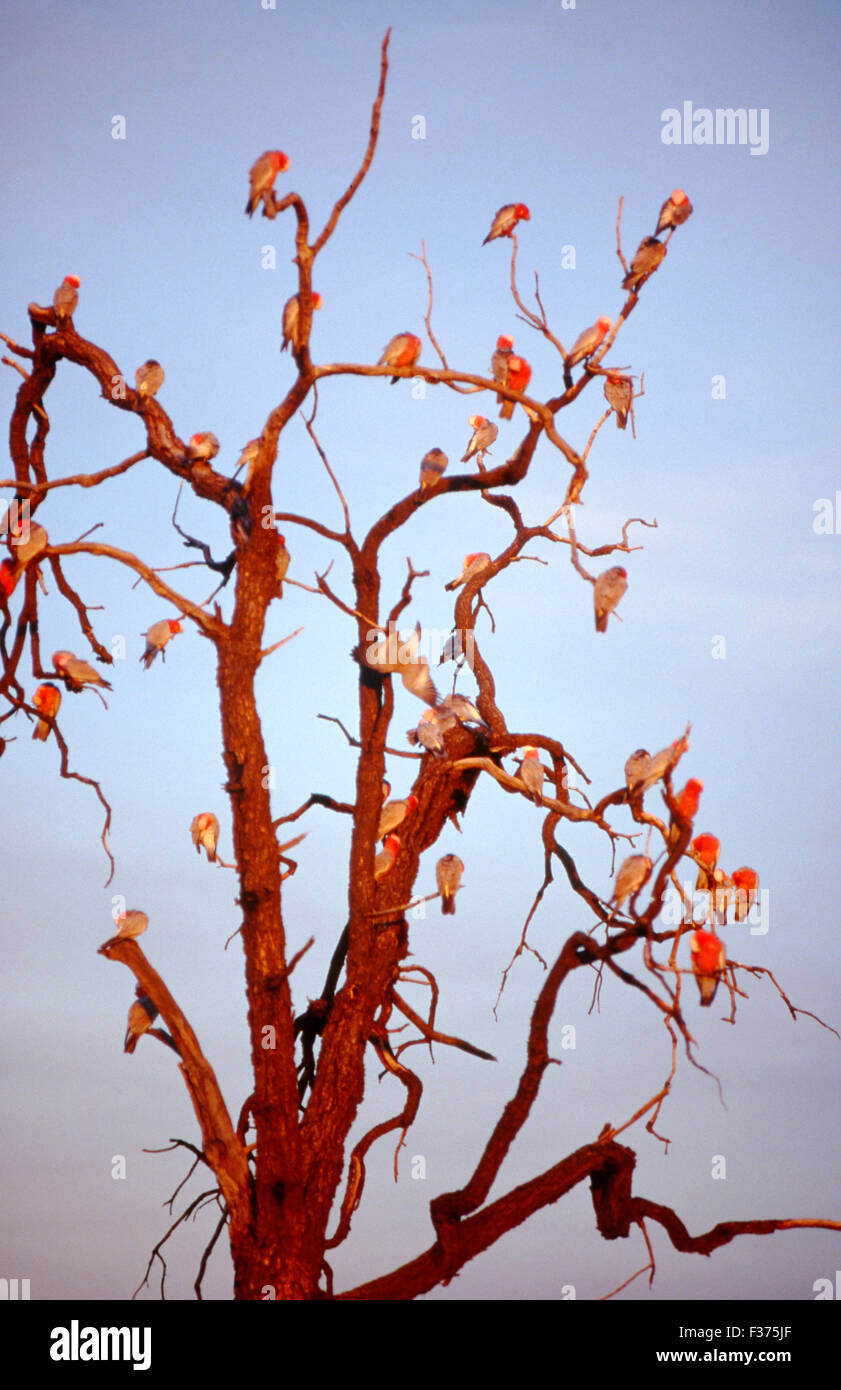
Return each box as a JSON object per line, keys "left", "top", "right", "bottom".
{"left": 496, "top": 334, "right": 514, "bottom": 350}
{"left": 272, "top": 151, "right": 290, "bottom": 172}
{"left": 514, "top": 203, "right": 530, "bottom": 221}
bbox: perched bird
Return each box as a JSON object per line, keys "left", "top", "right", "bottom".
{"left": 622, "top": 236, "right": 667, "bottom": 292}
{"left": 445, "top": 552, "right": 491, "bottom": 592}
{"left": 0, "top": 558, "right": 19, "bottom": 599}
{"left": 594, "top": 566, "right": 628, "bottom": 632}
{"left": 732, "top": 866, "right": 759, "bottom": 923}
{"left": 436, "top": 854, "right": 465, "bottom": 915}
{"left": 669, "top": 778, "right": 704, "bottom": 841}
{"left": 566, "top": 316, "right": 612, "bottom": 370}
{"left": 112, "top": 909, "right": 149, "bottom": 940}
{"left": 419, "top": 448, "right": 448, "bottom": 490}
{"left": 624, "top": 749, "right": 651, "bottom": 798}
{"left": 637, "top": 736, "right": 689, "bottom": 794}
{"left": 9, "top": 521, "right": 48, "bottom": 567}
{"left": 499, "top": 354, "right": 531, "bottom": 420}
{"left": 690, "top": 928, "right": 726, "bottom": 1006}
{"left": 191, "top": 812, "right": 219, "bottom": 863}
{"left": 124, "top": 987, "right": 159, "bottom": 1054}
{"left": 235, "top": 438, "right": 260, "bottom": 479}
{"left": 438, "top": 693, "right": 487, "bottom": 727}
{"left": 32, "top": 683, "right": 61, "bottom": 740}
{"left": 374, "top": 834, "right": 400, "bottom": 881}
{"left": 52, "top": 649, "right": 112, "bottom": 690}
{"left": 482, "top": 203, "right": 530, "bottom": 245}
{"left": 610, "top": 854, "right": 653, "bottom": 909}
{"left": 186, "top": 432, "right": 220, "bottom": 464}
{"left": 439, "top": 628, "right": 469, "bottom": 670}
{"left": 276, "top": 534, "right": 290, "bottom": 597}
{"left": 490, "top": 335, "right": 514, "bottom": 409}
{"left": 134, "top": 360, "right": 164, "bottom": 398}
{"left": 604, "top": 373, "right": 633, "bottom": 430}
{"left": 378, "top": 794, "right": 418, "bottom": 842}
{"left": 378, "top": 332, "right": 422, "bottom": 384}
{"left": 281, "top": 291, "right": 322, "bottom": 353}
{"left": 655, "top": 188, "right": 693, "bottom": 237}
{"left": 461, "top": 415, "right": 498, "bottom": 463}
{"left": 408, "top": 708, "right": 451, "bottom": 758}
{"left": 140, "top": 618, "right": 182, "bottom": 669}
{"left": 691, "top": 833, "right": 721, "bottom": 891}
{"left": 519, "top": 746, "right": 544, "bottom": 804}
{"left": 245, "top": 150, "right": 289, "bottom": 217}
{"left": 53, "top": 274, "right": 80, "bottom": 321}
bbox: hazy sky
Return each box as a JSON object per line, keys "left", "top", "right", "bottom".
{"left": 1, "top": 0, "right": 840, "bottom": 1307}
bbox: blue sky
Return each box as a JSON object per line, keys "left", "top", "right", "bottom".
{"left": 1, "top": 0, "right": 840, "bottom": 1304}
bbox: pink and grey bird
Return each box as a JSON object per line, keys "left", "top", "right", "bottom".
{"left": 377, "top": 794, "right": 418, "bottom": 841}
{"left": 235, "top": 439, "right": 260, "bottom": 481}
{"left": 622, "top": 236, "right": 667, "bottom": 292}
{"left": 364, "top": 622, "right": 438, "bottom": 705}
{"left": 567, "top": 316, "right": 612, "bottom": 370}
{"left": 624, "top": 749, "right": 651, "bottom": 796}
{"left": 731, "top": 866, "right": 759, "bottom": 923}
{"left": 408, "top": 707, "right": 450, "bottom": 758}
{"left": 186, "top": 432, "right": 220, "bottom": 464}
{"left": 374, "top": 834, "right": 400, "bottom": 881}
{"left": 691, "top": 833, "right": 721, "bottom": 891}
{"left": 32, "top": 683, "right": 61, "bottom": 741}
{"left": 610, "top": 854, "right": 653, "bottom": 909}
{"left": 140, "top": 618, "right": 182, "bottom": 669}
{"left": 482, "top": 203, "right": 530, "bottom": 245}
{"left": 53, "top": 274, "right": 80, "bottom": 321}
{"left": 52, "top": 649, "right": 112, "bottom": 690}
{"left": 499, "top": 354, "right": 531, "bottom": 421}
{"left": 669, "top": 778, "right": 704, "bottom": 840}
{"left": 519, "top": 746, "right": 544, "bottom": 804}
{"left": 281, "top": 291, "right": 322, "bottom": 353}
{"left": 124, "top": 986, "right": 159, "bottom": 1054}
{"left": 436, "top": 854, "right": 464, "bottom": 915}
{"left": 134, "top": 360, "right": 164, "bottom": 398}
{"left": 419, "top": 448, "right": 448, "bottom": 490}
{"left": 191, "top": 812, "right": 219, "bottom": 863}
{"left": 690, "top": 928, "right": 726, "bottom": 1007}
{"left": 461, "top": 416, "right": 498, "bottom": 463}
{"left": 10, "top": 521, "right": 48, "bottom": 567}
{"left": 276, "top": 534, "right": 290, "bottom": 597}
{"left": 654, "top": 188, "right": 693, "bottom": 237}
{"left": 490, "top": 335, "right": 514, "bottom": 408}
{"left": 112, "top": 909, "right": 149, "bottom": 940}
{"left": 604, "top": 374, "right": 633, "bottom": 430}
{"left": 438, "top": 693, "right": 487, "bottom": 727}
{"left": 378, "top": 332, "right": 422, "bottom": 383}
{"left": 445, "top": 552, "right": 491, "bottom": 592}
{"left": 594, "top": 567, "right": 628, "bottom": 632}
{"left": 245, "top": 150, "right": 289, "bottom": 217}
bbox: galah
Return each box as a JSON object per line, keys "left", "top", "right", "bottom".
{"left": 191, "top": 812, "right": 219, "bottom": 863}
{"left": 53, "top": 274, "right": 80, "bottom": 321}
{"left": 594, "top": 566, "right": 628, "bottom": 632}
{"left": 113, "top": 909, "right": 149, "bottom": 940}
{"left": 499, "top": 354, "right": 531, "bottom": 420}
{"left": 276, "top": 534, "right": 290, "bottom": 597}
{"left": 669, "top": 778, "right": 704, "bottom": 838}
{"left": 490, "top": 335, "right": 514, "bottom": 408}
{"left": 281, "top": 291, "right": 322, "bottom": 353}
{"left": 363, "top": 622, "right": 438, "bottom": 706}
{"left": 32, "top": 683, "right": 61, "bottom": 740}
{"left": 0, "top": 558, "right": 19, "bottom": 599}
{"left": 124, "top": 987, "right": 159, "bottom": 1054}
{"left": 604, "top": 374, "right": 633, "bottom": 430}
{"left": 10, "top": 520, "right": 48, "bottom": 565}
{"left": 400, "top": 655, "right": 439, "bottom": 706}
{"left": 245, "top": 150, "right": 289, "bottom": 217}
{"left": 482, "top": 203, "right": 530, "bottom": 245}
{"left": 436, "top": 854, "right": 465, "bottom": 915}
{"left": 235, "top": 438, "right": 260, "bottom": 479}
{"left": 52, "top": 649, "right": 112, "bottom": 690}
{"left": 377, "top": 794, "right": 418, "bottom": 841}
{"left": 419, "top": 448, "right": 448, "bottom": 490}
{"left": 610, "top": 854, "right": 653, "bottom": 909}
{"left": 624, "top": 748, "right": 651, "bottom": 797}
{"left": 519, "top": 746, "right": 544, "bottom": 804}
{"left": 374, "top": 834, "right": 400, "bottom": 880}
{"left": 690, "top": 928, "right": 726, "bottom": 1007}
{"left": 637, "top": 735, "right": 689, "bottom": 793}
{"left": 140, "top": 618, "right": 182, "bottom": 669}
{"left": 622, "top": 236, "right": 667, "bottom": 292}
{"left": 691, "top": 833, "right": 721, "bottom": 891}
{"left": 378, "top": 332, "right": 421, "bottom": 383}
{"left": 567, "top": 316, "right": 612, "bottom": 370}
{"left": 439, "top": 628, "right": 468, "bottom": 670}
{"left": 732, "top": 866, "right": 759, "bottom": 923}
{"left": 186, "top": 432, "right": 220, "bottom": 463}
{"left": 134, "top": 359, "right": 164, "bottom": 397}
{"left": 437, "top": 693, "right": 487, "bottom": 727}
{"left": 445, "top": 552, "right": 491, "bottom": 592}
{"left": 461, "top": 415, "right": 498, "bottom": 463}
{"left": 655, "top": 188, "right": 693, "bottom": 237}
{"left": 408, "top": 708, "right": 450, "bottom": 758}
